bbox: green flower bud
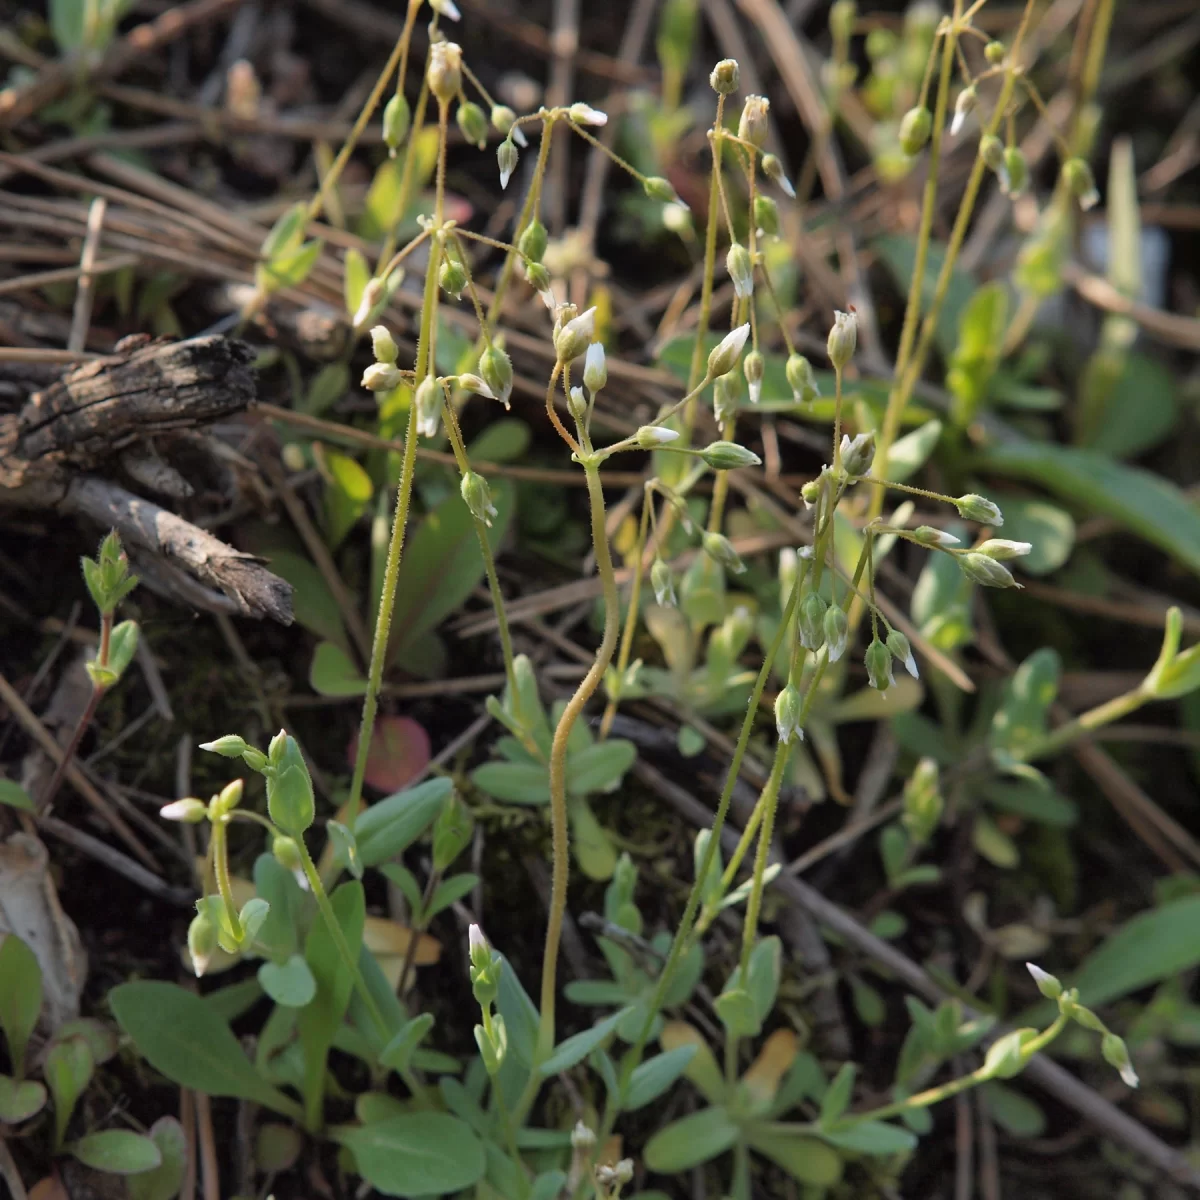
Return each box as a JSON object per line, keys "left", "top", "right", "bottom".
{"left": 839, "top": 430, "right": 875, "bottom": 476}
{"left": 211, "top": 779, "right": 244, "bottom": 817}
{"left": 700, "top": 440, "right": 761, "bottom": 470}
{"left": 524, "top": 260, "right": 552, "bottom": 296}
{"left": 713, "top": 371, "right": 740, "bottom": 426}
{"left": 912, "top": 525, "right": 960, "bottom": 548}
{"left": 160, "top": 798, "right": 208, "bottom": 823}
{"left": 982, "top": 1028, "right": 1035, "bottom": 1080}
{"left": 738, "top": 95, "right": 770, "bottom": 149}
{"left": 1026, "top": 962, "right": 1063, "bottom": 1000}
{"left": 798, "top": 591, "right": 828, "bottom": 651}
{"left": 460, "top": 471, "right": 498, "bottom": 526}
{"left": 567, "top": 103, "right": 608, "bottom": 127}
{"left": 554, "top": 306, "right": 597, "bottom": 363}
{"left": 362, "top": 362, "right": 403, "bottom": 392}
{"left": 951, "top": 85, "right": 977, "bottom": 135}
{"left": 702, "top": 531, "right": 746, "bottom": 574}
{"left": 824, "top": 604, "right": 849, "bottom": 662}
{"left": 242, "top": 747, "right": 268, "bottom": 772}
{"left": 383, "top": 92, "right": 411, "bottom": 156}
{"left": 753, "top": 194, "right": 780, "bottom": 237}
{"left": 415, "top": 375, "right": 441, "bottom": 439}
{"left": 726, "top": 242, "right": 754, "bottom": 299}
{"left": 1101, "top": 1033, "right": 1139, "bottom": 1088}
{"left": 1002, "top": 146, "right": 1029, "bottom": 196}
{"left": 829, "top": 0, "right": 856, "bottom": 41}
{"left": 977, "top": 539, "right": 1031, "bottom": 561}
{"left": 984, "top": 40, "right": 1006, "bottom": 64}
{"left": 490, "top": 105, "right": 520, "bottom": 141}
{"left": 265, "top": 734, "right": 314, "bottom": 837}
{"left": 902, "top": 757, "right": 942, "bottom": 844}
{"left": 438, "top": 256, "right": 468, "bottom": 300}
{"left": 827, "top": 309, "right": 857, "bottom": 371}
{"left": 268, "top": 729, "right": 288, "bottom": 766}
{"left": 583, "top": 342, "right": 607, "bottom": 393}
{"left": 201, "top": 734, "right": 249, "bottom": 758}
{"left": 636, "top": 424, "right": 680, "bottom": 449}
{"left": 371, "top": 325, "right": 398, "bottom": 364}
{"left": 1062, "top": 157, "right": 1099, "bottom": 210}
{"left": 775, "top": 682, "right": 804, "bottom": 745}
{"left": 958, "top": 552, "right": 1020, "bottom": 589}
{"left": 497, "top": 139, "right": 518, "bottom": 189}
{"left": 710, "top": 58, "right": 740, "bottom": 94}
{"left": 800, "top": 478, "right": 821, "bottom": 508}
{"left": 707, "top": 323, "right": 750, "bottom": 377}
{"left": 955, "top": 493, "right": 1004, "bottom": 525}
{"left": 474, "top": 1015, "right": 507, "bottom": 1075}
{"left": 643, "top": 175, "right": 679, "bottom": 203}
{"left": 427, "top": 40, "right": 462, "bottom": 105}
{"left": 786, "top": 353, "right": 819, "bottom": 403}
{"left": 899, "top": 106, "right": 932, "bottom": 156}
{"left": 518, "top": 219, "right": 548, "bottom": 264}
{"left": 480, "top": 344, "right": 514, "bottom": 408}
{"left": 456, "top": 100, "right": 488, "bottom": 149}
{"left": 743, "top": 349, "right": 764, "bottom": 405}
{"left": 886, "top": 628, "right": 918, "bottom": 678}
{"left": 980, "top": 133, "right": 1005, "bottom": 171}
{"left": 761, "top": 153, "right": 795, "bottom": 199}
{"left": 865, "top": 637, "right": 894, "bottom": 691}
{"left": 188, "top": 909, "right": 218, "bottom": 977}
{"left": 651, "top": 558, "right": 676, "bottom": 607}
{"left": 567, "top": 385, "right": 587, "bottom": 423}
{"left": 272, "top": 835, "right": 302, "bottom": 871}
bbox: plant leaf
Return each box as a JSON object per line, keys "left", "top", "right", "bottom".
{"left": 0, "top": 779, "right": 33, "bottom": 811}
{"left": 643, "top": 1106, "right": 739, "bottom": 1172}
{"left": 0, "top": 1074, "right": 46, "bottom": 1122}
{"left": 818, "top": 1119, "right": 918, "bottom": 1154}
{"left": 258, "top": 954, "right": 317, "bottom": 1008}
{"left": 348, "top": 715, "right": 431, "bottom": 795}
{"left": 109, "top": 982, "right": 300, "bottom": 1118}
{"left": 127, "top": 1117, "right": 187, "bottom": 1200}
{"left": 338, "top": 1113, "right": 485, "bottom": 1195}
{"left": 624, "top": 1045, "right": 697, "bottom": 1111}
{"left": 353, "top": 778, "right": 452, "bottom": 867}
{"left": 567, "top": 796, "right": 618, "bottom": 881}
{"left": 0, "top": 934, "right": 41, "bottom": 1074}
{"left": 323, "top": 450, "right": 374, "bottom": 549}
{"left": 68, "top": 1130, "right": 162, "bottom": 1175}
{"left": 566, "top": 739, "right": 637, "bottom": 796}
{"left": 538, "top": 1008, "right": 630, "bottom": 1076}
{"left": 310, "top": 640, "right": 368, "bottom": 697}
{"left": 263, "top": 550, "right": 350, "bottom": 654}
{"left": 44, "top": 1035, "right": 93, "bottom": 1148}
{"left": 470, "top": 761, "right": 551, "bottom": 805}
{"left": 745, "top": 1125, "right": 844, "bottom": 1184}
{"left": 988, "top": 495, "right": 1075, "bottom": 576}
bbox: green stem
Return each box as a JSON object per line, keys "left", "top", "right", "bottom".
{"left": 599, "top": 490, "right": 652, "bottom": 740}
{"left": 736, "top": 744, "right": 792, "bottom": 979}
{"left": 211, "top": 817, "right": 243, "bottom": 942}
{"left": 1017, "top": 687, "right": 1149, "bottom": 762}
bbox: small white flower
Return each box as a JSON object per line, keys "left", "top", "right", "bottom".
{"left": 468, "top": 923, "right": 487, "bottom": 954}
{"left": 456, "top": 373, "right": 495, "bottom": 400}
{"left": 362, "top": 362, "right": 402, "bottom": 392}
{"left": 554, "top": 306, "right": 597, "bottom": 362}
{"left": 584, "top": 342, "right": 607, "bottom": 393}
{"left": 429, "top": 0, "right": 461, "bottom": 18}
{"left": 636, "top": 425, "right": 680, "bottom": 447}
{"left": 707, "top": 322, "right": 751, "bottom": 377}
{"left": 567, "top": 102, "right": 608, "bottom": 127}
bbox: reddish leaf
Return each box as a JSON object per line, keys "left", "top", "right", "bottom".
{"left": 348, "top": 717, "right": 431, "bottom": 794}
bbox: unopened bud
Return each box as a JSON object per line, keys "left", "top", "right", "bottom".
{"left": 456, "top": 373, "right": 495, "bottom": 400}
{"left": 651, "top": 559, "right": 676, "bottom": 607}
{"left": 959, "top": 552, "right": 1020, "bottom": 589}
{"left": 839, "top": 430, "right": 875, "bottom": 476}
{"left": 824, "top": 604, "right": 849, "bottom": 662}
{"left": 955, "top": 493, "right": 1003, "bottom": 525}
{"left": 754, "top": 194, "right": 780, "bottom": 237}
{"left": 1002, "top": 146, "right": 1028, "bottom": 196}
{"left": 518, "top": 219, "right": 548, "bottom": 264}
{"left": 913, "top": 525, "right": 960, "bottom": 548}
{"left": 739, "top": 96, "right": 771, "bottom": 150}
{"left": 201, "top": 735, "right": 249, "bottom": 758}
{"left": 759, "top": 158, "right": 794, "bottom": 205}
{"left": 468, "top": 923, "right": 490, "bottom": 971}
{"left": 429, "top": 0, "right": 461, "bottom": 19}
{"left": 899, "top": 106, "right": 932, "bottom": 156}
{"left": 438, "top": 256, "right": 468, "bottom": 299}
{"left": 161, "top": 798, "right": 208, "bottom": 823}
{"left": 1101, "top": 1033, "right": 1139, "bottom": 1089}
{"left": 798, "top": 591, "right": 828, "bottom": 650}
{"left": 567, "top": 102, "right": 608, "bottom": 127}
{"left": 800, "top": 478, "right": 821, "bottom": 509}
{"left": 427, "top": 41, "right": 462, "bottom": 105}
{"left": 865, "top": 637, "right": 895, "bottom": 692}
{"left": 707, "top": 323, "right": 751, "bottom": 377}
{"left": 352, "top": 277, "right": 385, "bottom": 331}
{"left": 636, "top": 425, "right": 680, "bottom": 449}
{"left": 571, "top": 1120, "right": 597, "bottom": 1151}
{"left": 212, "top": 779, "right": 243, "bottom": 816}
{"left": 383, "top": 92, "right": 411, "bottom": 155}
{"left": 977, "top": 539, "right": 1031, "bottom": 561}
{"left": 951, "top": 86, "right": 977, "bottom": 136}
{"left": 980, "top": 133, "right": 1005, "bottom": 172}
{"left": 362, "top": 362, "right": 403, "bottom": 392}
{"left": 710, "top": 59, "right": 740, "bottom": 94}
{"left": 713, "top": 371, "right": 740, "bottom": 426}
{"left": 786, "top": 354, "right": 819, "bottom": 404}
{"left": 701, "top": 440, "right": 761, "bottom": 470}
{"left": 371, "top": 324, "right": 398, "bottom": 364}
{"left": 985, "top": 40, "right": 1006, "bottom": 64}
{"left": 497, "top": 139, "right": 519, "bottom": 189}
{"left": 554, "top": 306, "right": 597, "bottom": 362}
{"left": 456, "top": 100, "right": 488, "bottom": 149}
{"left": 827, "top": 309, "right": 858, "bottom": 371}
{"left": 886, "top": 628, "right": 918, "bottom": 678}
{"left": 461, "top": 471, "right": 498, "bottom": 526}
{"left": 1062, "top": 157, "right": 1099, "bottom": 210}
{"left": 567, "top": 385, "right": 587, "bottom": 422}
{"left": 272, "top": 835, "right": 302, "bottom": 871}
{"left": 726, "top": 242, "right": 754, "bottom": 299}
{"left": 702, "top": 531, "right": 746, "bottom": 574}
{"left": 583, "top": 342, "right": 607, "bottom": 393}
{"left": 188, "top": 910, "right": 217, "bottom": 977}
{"left": 829, "top": 0, "right": 856, "bottom": 41}
{"left": 643, "top": 175, "right": 679, "bottom": 203}
{"left": 479, "top": 344, "right": 513, "bottom": 408}
{"left": 775, "top": 683, "right": 804, "bottom": 744}
{"left": 415, "top": 375, "right": 441, "bottom": 439}
{"left": 524, "top": 260, "right": 552, "bottom": 296}
{"left": 1026, "top": 962, "right": 1063, "bottom": 1000}
{"left": 741, "top": 350, "right": 764, "bottom": 406}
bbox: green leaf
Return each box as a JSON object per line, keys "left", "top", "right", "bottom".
{"left": 338, "top": 1112, "right": 485, "bottom": 1196}
{"left": 44, "top": 1035, "right": 93, "bottom": 1147}
{"left": 874, "top": 234, "right": 976, "bottom": 359}
{"left": 644, "top": 1106, "right": 739, "bottom": 1172}
{"left": 744, "top": 1125, "right": 844, "bottom": 1185}
{"left": 297, "top": 882, "right": 365, "bottom": 1123}
{"left": 973, "top": 814, "right": 1020, "bottom": 869}
{"left": 258, "top": 954, "right": 317, "bottom": 1008}
{"left": 260, "top": 202, "right": 307, "bottom": 261}
{"left": 69, "top": 1130, "right": 162, "bottom": 1175}
{"left": 128, "top": 1116, "right": 187, "bottom": 1200}
{"left": 468, "top": 418, "right": 532, "bottom": 464}
{"left": 983, "top": 780, "right": 1077, "bottom": 827}
{"left": 379, "top": 863, "right": 424, "bottom": 914}
{"left": 885, "top": 419, "right": 943, "bottom": 483}
{"left": 304, "top": 363, "right": 350, "bottom": 417}
{"left": 0, "top": 1074, "right": 46, "bottom": 1122}
{"left": 263, "top": 550, "right": 350, "bottom": 654}
{"left": 976, "top": 438, "right": 1200, "bottom": 580}
{"left": 947, "top": 283, "right": 1009, "bottom": 426}
{"left": 0, "top": 780, "right": 33, "bottom": 811}
{"left": 990, "top": 648, "right": 1060, "bottom": 758}
{"left": 1080, "top": 352, "right": 1177, "bottom": 459}
{"left": 0, "top": 934, "right": 41, "bottom": 1074}
{"left": 747, "top": 936, "right": 782, "bottom": 1024}
{"left": 259, "top": 239, "right": 322, "bottom": 291}
{"left": 323, "top": 451, "right": 374, "bottom": 549}
{"left": 989, "top": 495, "right": 1075, "bottom": 576}
{"left": 819, "top": 1062, "right": 856, "bottom": 1127}
{"left": 568, "top": 796, "right": 618, "bottom": 881}
{"left": 713, "top": 987, "right": 760, "bottom": 1039}
{"left": 496, "top": 955, "right": 540, "bottom": 1069}
{"left": 981, "top": 1081, "right": 1046, "bottom": 1137}
{"left": 426, "top": 872, "right": 481, "bottom": 920}
{"left": 539, "top": 1008, "right": 630, "bottom": 1076}
{"left": 353, "top": 778, "right": 453, "bottom": 867}
{"left": 110, "top": 982, "right": 300, "bottom": 1118}
{"left": 624, "top": 1045, "right": 696, "bottom": 1111}
{"left": 343, "top": 247, "right": 370, "bottom": 321}
{"left": 1070, "top": 895, "right": 1200, "bottom": 1010}
{"left": 818, "top": 1119, "right": 918, "bottom": 1154}
{"left": 388, "top": 481, "right": 515, "bottom": 674}
{"left": 328, "top": 820, "right": 363, "bottom": 880}
{"left": 470, "top": 761, "right": 550, "bottom": 805}
{"left": 380, "top": 1013, "right": 435, "bottom": 1074}
{"left": 566, "top": 739, "right": 637, "bottom": 796}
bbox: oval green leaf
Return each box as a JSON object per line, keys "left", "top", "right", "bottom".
{"left": 339, "top": 1112, "right": 485, "bottom": 1196}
